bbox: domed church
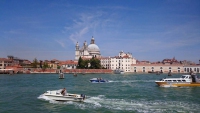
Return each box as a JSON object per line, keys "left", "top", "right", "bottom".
{"left": 75, "top": 36, "right": 101, "bottom": 60}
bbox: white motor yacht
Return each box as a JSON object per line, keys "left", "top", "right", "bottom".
{"left": 43, "top": 89, "right": 86, "bottom": 102}
{"left": 155, "top": 74, "right": 200, "bottom": 87}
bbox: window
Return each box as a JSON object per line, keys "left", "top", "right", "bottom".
{"left": 160, "top": 67, "right": 162, "bottom": 69}
{"left": 169, "top": 67, "right": 171, "bottom": 69}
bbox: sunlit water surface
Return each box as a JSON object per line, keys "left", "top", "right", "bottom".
{"left": 0, "top": 73, "right": 200, "bottom": 113}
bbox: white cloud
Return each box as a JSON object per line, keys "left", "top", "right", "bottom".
{"left": 64, "top": 12, "right": 106, "bottom": 44}
{"left": 55, "top": 39, "right": 65, "bottom": 48}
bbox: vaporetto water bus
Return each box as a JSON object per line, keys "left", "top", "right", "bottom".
{"left": 155, "top": 74, "right": 200, "bottom": 87}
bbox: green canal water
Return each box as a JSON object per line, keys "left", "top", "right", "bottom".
{"left": 0, "top": 73, "right": 200, "bottom": 113}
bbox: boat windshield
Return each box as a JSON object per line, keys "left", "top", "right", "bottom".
{"left": 181, "top": 76, "right": 186, "bottom": 78}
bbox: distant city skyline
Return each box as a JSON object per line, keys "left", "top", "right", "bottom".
{"left": 1, "top": 0, "right": 200, "bottom": 63}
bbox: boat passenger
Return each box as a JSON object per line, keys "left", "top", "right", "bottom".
{"left": 61, "top": 88, "right": 67, "bottom": 95}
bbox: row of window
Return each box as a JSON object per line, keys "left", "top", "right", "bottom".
{"left": 134, "top": 69, "right": 181, "bottom": 73}
{"left": 111, "top": 67, "right": 130, "bottom": 69}
{"left": 0, "top": 64, "right": 10, "bottom": 66}
{"left": 184, "top": 68, "right": 200, "bottom": 72}
{"left": 134, "top": 67, "right": 181, "bottom": 69}
{"left": 164, "top": 80, "right": 186, "bottom": 82}
{"left": 101, "top": 60, "right": 131, "bottom": 63}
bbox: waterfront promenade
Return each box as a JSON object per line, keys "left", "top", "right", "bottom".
{"left": 0, "top": 68, "right": 113, "bottom": 74}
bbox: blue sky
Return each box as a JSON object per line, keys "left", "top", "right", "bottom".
{"left": 1, "top": 0, "right": 200, "bottom": 63}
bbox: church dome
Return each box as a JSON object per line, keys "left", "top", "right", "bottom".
{"left": 88, "top": 44, "right": 100, "bottom": 52}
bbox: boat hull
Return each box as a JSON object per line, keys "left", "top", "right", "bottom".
{"left": 43, "top": 90, "right": 85, "bottom": 102}
{"left": 90, "top": 80, "right": 108, "bottom": 83}
{"left": 90, "top": 78, "right": 108, "bottom": 83}
{"left": 155, "top": 81, "right": 200, "bottom": 87}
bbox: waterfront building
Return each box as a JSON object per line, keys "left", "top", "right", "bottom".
{"left": 75, "top": 36, "right": 101, "bottom": 61}
{"left": 131, "top": 57, "right": 200, "bottom": 73}
{"left": 131, "top": 63, "right": 184, "bottom": 73}
{"left": 183, "top": 65, "right": 200, "bottom": 73}
{"left": 101, "top": 51, "right": 137, "bottom": 72}
{"left": 60, "top": 60, "right": 77, "bottom": 69}
{"left": 46, "top": 60, "right": 59, "bottom": 70}
{"left": 0, "top": 58, "right": 12, "bottom": 69}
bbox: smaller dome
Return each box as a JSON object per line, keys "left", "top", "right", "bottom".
{"left": 88, "top": 44, "right": 100, "bottom": 52}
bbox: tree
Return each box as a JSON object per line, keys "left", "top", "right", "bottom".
{"left": 77, "top": 57, "right": 84, "bottom": 69}
{"left": 32, "top": 58, "right": 38, "bottom": 68}
{"left": 57, "top": 65, "right": 61, "bottom": 69}
{"left": 89, "top": 57, "right": 101, "bottom": 69}
{"left": 42, "top": 62, "right": 48, "bottom": 71}
{"left": 77, "top": 56, "right": 101, "bottom": 69}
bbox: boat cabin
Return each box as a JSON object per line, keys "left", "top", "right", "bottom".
{"left": 160, "top": 75, "right": 192, "bottom": 83}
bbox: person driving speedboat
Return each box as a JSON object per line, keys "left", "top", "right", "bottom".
{"left": 61, "top": 88, "right": 67, "bottom": 95}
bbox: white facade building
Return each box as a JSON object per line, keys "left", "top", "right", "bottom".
{"left": 101, "top": 51, "right": 136, "bottom": 72}
{"left": 0, "top": 58, "right": 12, "bottom": 69}
{"left": 75, "top": 37, "right": 101, "bottom": 60}
{"left": 184, "top": 65, "right": 200, "bottom": 73}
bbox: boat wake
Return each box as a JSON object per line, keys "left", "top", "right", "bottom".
{"left": 109, "top": 80, "right": 155, "bottom": 83}
{"left": 37, "top": 94, "right": 199, "bottom": 112}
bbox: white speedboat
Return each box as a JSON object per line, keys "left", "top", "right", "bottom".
{"left": 114, "top": 69, "right": 124, "bottom": 74}
{"left": 155, "top": 74, "right": 200, "bottom": 87}
{"left": 43, "top": 89, "right": 86, "bottom": 102}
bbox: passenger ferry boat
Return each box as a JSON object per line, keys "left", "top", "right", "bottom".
{"left": 155, "top": 74, "right": 200, "bottom": 87}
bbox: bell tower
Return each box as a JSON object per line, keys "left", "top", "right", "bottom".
{"left": 75, "top": 42, "right": 80, "bottom": 60}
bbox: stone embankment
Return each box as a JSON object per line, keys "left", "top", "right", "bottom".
{"left": 31, "top": 69, "right": 113, "bottom": 74}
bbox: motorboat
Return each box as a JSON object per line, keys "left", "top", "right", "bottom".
{"left": 90, "top": 78, "right": 109, "bottom": 83}
{"left": 58, "top": 69, "right": 64, "bottom": 79}
{"left": 155, "top": 74, "right": 200, "bottom": 87}
{"left": 42, "top": 89, "right": 86, "bottom": 102}
{"left": 59, "top": 72, "right": 64, "bottom": 79}
{"left": 114, "top": 69, "right": 124, "bottom": 74}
